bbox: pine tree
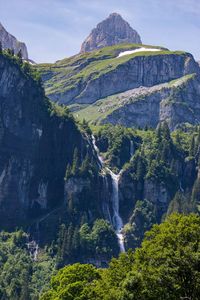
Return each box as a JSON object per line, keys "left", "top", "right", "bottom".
{"left": 156, "top": 123, "right": 162, "bottom": 142}
{"left": 79, "top": 153, "right": 90, "bottom": 177}
{"left": 7, "top": 48, "right": 13, "bottom": 56}
{"left": 191, "top": 177, "right": 200, "bottom": 203}
{"left": 17, "top": 49, "right": 23, "bottom": 64}
{"left": 0, "top": 41, "right": 2, "bottom": 54}
{"left": 66, "top": 224, "right": 74, "bottom": 258}
{"left": 64, "top": 164, "right": 71, "bottom": 180}
{"left": 189, "top": 135, "right": 195, "bottom": 157}
{"left": 56, "top": 224, "right": 66, "bottom": 264}
{"left": 136, "top": 155, "right": 146, "bottom": 180}
{"left": 174, "top": 132, "right": 181, "bottom": 148}
{"left": 71, "top": 148, "right": 79, "bottom": 176}
{"left": 162, "top": 121, "right": 171, "bottom": 142}
{"left": 72, "top": 226, "right": 80, "bottom": 257}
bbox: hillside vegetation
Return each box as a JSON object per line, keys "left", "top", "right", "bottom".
{"left": 40, "top": 214, "right": 200, "bottom": 300}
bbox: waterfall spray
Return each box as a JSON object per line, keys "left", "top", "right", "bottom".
{"left": 92, "top": 135, "right": 125, "bottom": 252}
{"left": 130, "top": 140, "right": 134, "bottom": 158}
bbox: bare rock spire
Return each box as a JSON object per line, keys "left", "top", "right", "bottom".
{"left": 80, "top": 13, "right": 142, "bottom": 53}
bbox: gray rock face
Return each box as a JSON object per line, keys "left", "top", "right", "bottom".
{"left": 0, "top": 22, "right": 28, "bottom": 59}
{"left": 80, "top": 13, "right": 142, "bottom": 53}
{"left": 53, "top": 52, "right": 199, "bottom": 106}
{"left": 0, "top": 54, "right": 93, "bottom": 229}
{"left": 101, "top": 73, "right": 200, "bottom": 130}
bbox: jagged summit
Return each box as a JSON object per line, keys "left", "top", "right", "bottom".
{"left": 80, "top": 12, "right": 142, "bottom": 53}
{"left": 0, "top": 21, "right": 28, "bottom": 59}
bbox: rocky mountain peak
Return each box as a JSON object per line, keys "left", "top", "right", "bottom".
{"left": 80, "top": 13, "right": 142, "bottom": 53}
{"left": 0, "top": 21, "right": 28, "bottom": 59}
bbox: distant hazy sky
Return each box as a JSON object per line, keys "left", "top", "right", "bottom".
{"left": 0, "top": 0, "right": 199, "bottom": 63}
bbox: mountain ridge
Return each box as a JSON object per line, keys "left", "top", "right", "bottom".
{"left": 80, "top": 13, "right": 142, "bottom": 53}
{"left": 0, "top": 22, "right": 28, "bottom": 59}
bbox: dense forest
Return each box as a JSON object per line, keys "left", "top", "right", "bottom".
{"left": 0, "top": 214, "right": 199, "bottom": 299}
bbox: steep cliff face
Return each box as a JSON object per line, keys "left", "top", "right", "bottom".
{"left": 0, "top": 53, "right": 101, "bottom": 231}
{"left": 96, "top": 73, "right": 200, "bottom": 130}
{"left": 0, "top": 22, "right": 28, "bottom": 59}
{"left": 73, "top": 53, "right": 198, "bottom": 105}
{"left": 38, "top": 47, "right": 199, "bottom": 107}
{"left": 80, "top": 13, "right": 142, "bottom": 53}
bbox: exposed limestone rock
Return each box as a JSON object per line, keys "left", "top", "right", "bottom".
{"left": 49, "top": 52, "right": 199, "bottom": 106}
{"left": 0, "top": 54, "right": 96, "bottom": 229}
{"left": 87, "top": 73, "right": 200, "bottom": 130}
{"left": 80, "top": 13, "right": 142, "bottom": 53}
{"left": 0, "top": 22, "right": 28, "bottom": 59}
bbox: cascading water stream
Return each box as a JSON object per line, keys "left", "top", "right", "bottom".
{"left": 109, "top": 170, "right": 125, "bottom": 252}
{"left": 130, "top": 140, "right": 134, "bottom": 158}
{"left": 92, "top": 135, "right": 125, "bottom": 252}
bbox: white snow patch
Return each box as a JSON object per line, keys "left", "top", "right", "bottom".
{"left": 117, "top": 47, "right": 161, "bottom": 58}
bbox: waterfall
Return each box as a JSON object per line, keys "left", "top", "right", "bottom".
{"left": 130, "top": 140, "right": 134, "bottom": 158}
{"left": 102, "top": 176, "right": 112, "bottom": 224}
{"left": 92, "top": 135, "right": 104, "bottom": 167}
{"left": 109, "top": 170, "right": 125, "bottom": 252}
{"left": 27, "top": 221, "right": 39, "bottom": 261}
{"left": 179, "top": 180, "right": 184, "bottom": 193}
{"left": 92, "top": 135, "right": 125, "bottom": 252}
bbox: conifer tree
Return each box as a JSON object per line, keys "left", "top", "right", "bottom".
{"left": 136, "top": 155, "right": 146, "bottom": 180}
{"left": 80, "top": 153, "right": 90, "bottom": 177}
{"left": 7, "top": 48, "right": 13, "bottom": 56}
{"left": 189, "top": 135, "right": 195, "bottom": 157}
{"left": 17, "top": 49, "right": 23, "bottom": 64}
{"left": 162, "top": 121, "right": 171, "bottom": 142}
{"left": 71, "top": 148, "right": 79, "bottom": 176}
{"left": 64, "top": 164, "right": 71, "bottom": 180}
{"left": 156, "top": 123, "right": 162, "bottom": 142}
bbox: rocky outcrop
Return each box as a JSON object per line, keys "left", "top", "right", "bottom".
{"left": 99, "top": 73, "right": 200, "bottom": 130}
{"left": 80, "top": 13, "right": 142, "bottom": 53}
{"left": 0, "top": 22, "right": 28, "bottom": 59}
{"left": 0, "top": 53, "right": 100, "bottom": 230}
{"left": 49, "top": 52, "right": 199, "bottom": 106}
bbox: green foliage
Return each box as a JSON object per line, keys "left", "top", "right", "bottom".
{"left": 42, "top": 214, "right": 200, "bottom": 300}
{"left": 56, "top": 223, "right": 82, "bottom": 267}
{"left": 0, "top": 49, "right": 42, "bottom": 85}
{"left": 48, "top": 102, "right": 72, "bottom": 120}
{"left": 0, "top": 230, "right": 55, "bottom": 300}
{"left": 80, "top": 219, "right": 119, "bottom": 257}
{"left": 64, "top": 149, "right": 98, "bottom": 180}
{"left": 40, "top": 263, "right": 100, "bottom": 300}
{"left": 56, "top": 220, "right": 119, "bottom": 266}
{"left": 71, "top": 148, "right": 79, "bottom": 176}
{"left": 36, "top": 42, "right": 184, "bottom": 99}
{"left": 93, "top": 124, "right": 139, "bottom": 171}
{"left": 121, "top": 213, "right": 200, "bottom": 300}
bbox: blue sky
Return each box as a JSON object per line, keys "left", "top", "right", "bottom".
{"left": 0, "top": 0, "right": 199, "bottom": 63}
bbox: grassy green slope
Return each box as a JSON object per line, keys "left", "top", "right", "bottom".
{"left": 37, "top": 43, "right": 185, "bottom": 97}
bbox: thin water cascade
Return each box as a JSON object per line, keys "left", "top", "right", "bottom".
{"left": 109, "top": 170, "right": 125, "bottom": 252}
{"left": 92, "top": 135, "right": 125, "bottom": 252}
{"left": 27, "top": 222, "right": 39, "bottom": 261}
{"left": 130, "top": 140, "right": 134, "bottom": 158}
